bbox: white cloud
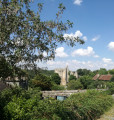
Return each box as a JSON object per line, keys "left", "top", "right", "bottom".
{"left": 91, "top": 35, "right": 100, "bottom": 41}
{"left": 102, "top": 58, "right": 112, "bottom": 63}
{"left": 64, "top": 30, "right": 83, "bottom": 40}
{"left": 83, "top": 36, "right": 87, "bottom": 41}
{"left": 108, "top": 42, "right": 114, "bottom": 51}
{"left": 64, "top": 30, "right": 88, "bottom": 43}
{"left": 93, "top": 55, "right": 99, "bottom": 58}
{"left": 55, "top": 47, "right": 68, "bottom": 58}
{"left": 37, "top": 59, "right": 114, "bottom": 71}
{"left": 75, "top": 30, "right": 83, "bottom": 37}
{"left": 74, "top": 0, "right": 83, "bottom": 5}
{"left": 72, "top": 46, "right": 95, "bottom": 56}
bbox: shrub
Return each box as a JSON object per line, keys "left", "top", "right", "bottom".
{"left": 51, "top": 84, "right": 65, "bottom": 90}
{"left": 110, "top": 75, "right": 114, "bottom": 82}
{"left": 64, "top": 90, "right": 114, "bottom": 120}
{"left": 1, "top": 89, "right": 114, "bottom": 120}
{"left": 79, "top": 75, "right": 93, "bottom": 89}
{"left": 51, "top": 73, "right": 61, "bottom": 85}
{"left": 106, "top": 82, "right": 114, "bottom": 95}
{"left": 67, "top": 80, "right": 83, "bottom": 90}
{"left": 32, "top": 74, "right": 52, "bottom": 90}
{"left": 87, "top": 80, "right": 106, "bottom": 89}
{"left": 69, "top": 75, "right": 76, "bottom": 81}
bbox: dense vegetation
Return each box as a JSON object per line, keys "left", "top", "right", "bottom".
{"left": 0, "top": 0, "right": 114, "bottom": 119}
{"left": 0, "top": 89, "right": 113, "bottom": 120}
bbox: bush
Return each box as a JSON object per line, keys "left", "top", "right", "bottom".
{"left": 31, "top": 74, "right": 52, "bottom": 90}
{"left": 51, "top": 73, "right": 61, "bottom": 85}
{"left": 79, "top": 75, "right": 93, "bottom": 89}
{"left": 67, "top": 80, "right": 83, "bottom": 90}
{"left": 1, "top": 89, "right": 114, "bottom": 120}
{"left": 87, "top": 80, "right": 106, "bottom": 89}
{"left": 110, "top": 75, "right": 114, "bottom": 82}
{"left": 51, "top": 84, "right": 65, "bottom": 90}
{"left": 106, "top": 82, "right": 114, "bottom": 95}
{"left": 3, "top": 89, "right": 42, "bottom": 120}
{"left": 69, "top": 75, "right": 76, "bottom": 81}
{"left": 64, "top": 90, "right": 114, "bottom": 120}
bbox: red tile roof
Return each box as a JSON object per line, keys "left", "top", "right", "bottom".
{"left": 93, "top": 74, "right": 100, "bottom": 80}
{"left": 99, "top": 75, "right": 112, "bottom": 81}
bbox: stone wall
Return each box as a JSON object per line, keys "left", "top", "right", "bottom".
{"left": 42, "top": 89, "right": 107, "bottom": 99}
{"left": 42, "top": 90, "right": 87, "bottom": 98}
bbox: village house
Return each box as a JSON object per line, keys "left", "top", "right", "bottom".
{"left": 93, "top": 74, "right": 113, "bottom": 81}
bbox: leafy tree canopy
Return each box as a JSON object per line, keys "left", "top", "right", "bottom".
{"left": 77, "top": 69, "right": 92, "bottom": 76}
{"left": 110, "top": 75, "right": 114, "bottom": 82}
{"left": 31, "top": 74, "right": 52, "bottom": 90}
{"left": 0, "top": 0, "right": 84, "bottom": 71}
{"left": 0, "top": 56, "right": 27, "bottom": 79}
{"left": 67, "top": 80, "right": 83, "bottom": 90}
{"left": 108, "top": 69, "right": 114, "bottom": 75}
{"left": 79, "top": 75, "right": 93, "bottom": 89}
{"left": 98, "top": 68, "right": 108, "bottom": 75}
{"left": 69, "top": 74, "right": 76, "bottom": 81}
{"left": 51, "top": 73, "right": 61, "bottom": 85}
{"left": 0, "top": 57, "right": 13, "bottom": 79}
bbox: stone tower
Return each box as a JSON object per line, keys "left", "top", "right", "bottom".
{"left": 55, "top": 66, "right": 78, "bottom": 86}
{"left": 55, "top": 66, "right": 69, "bottom": 86}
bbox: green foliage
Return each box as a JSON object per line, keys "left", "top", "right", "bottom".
{"left": 69, "top": 75, "right": 76, "bottom": 81}
{"left": 110, "top": 75, "right": 114, "bottom": 82}
{"left": 3, "top": 89, "right": 42, "bottom": 120}
{"left": 31, "top": 74, "right": 52, "bottom": 90}
{"left": 98, "top": 68, "right": 108, "bottom": 75}
{"left": 0, "top": 0, "right": 84, "bottom": 71}
{"left": 64, "top": 90, "right": 114, "bottom": 120}
{"left": 51, "top": 84, "right": 65, "bottom": 90}
{"left": 108, "top": 69, "right": 114, "bottom": 75}
{"left": 0, "top": 57, "right": 13, "bottom": 79}
{"left": 0, "top": 56, "right": 28, "bottom": 81}
{"left": 51, "top": 73, "right": 61, "bottom": 85}
{"left": 1, "top": 88, "right": 113, "bottom": 120}
{"left": 79, "top": 75, "right": 93, "bottom": 89}
{"left": 0, "top": 87, "right": 42, "bottom": 120}
{"left": 87, "top": 80, "right": 106, "bottom": 89}
{"left": 106, "top": 82, "right": 114, "bottom": 95}
{"left": 40, "top": 69, "right": 54, "bottom": 77}
{"left": 67, "top": 80, "right": 83, "bottom": 90}
{"left": 77, "top": 69, "right": 92, "bottom": 76}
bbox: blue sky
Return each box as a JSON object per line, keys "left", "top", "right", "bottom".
{"left": 30, "top": 0, "right": 114, "bottom": 71}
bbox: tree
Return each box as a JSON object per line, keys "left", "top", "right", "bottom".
{"left": 0, "top": 56, "right": 27, "bottom": 80}
{"left": 0, "top": 0, "right": 84, "bottom": 73}
{"left": 69, "top": 75, "right": 76, "bottom": 81}
{"left": 110, "top": 75, "right": 114, "bottom": 82}
{"left": 51, "top": 73, "right": 61, "bottom": 85}
{"left": 0, "top": 57, "right": 13, "bottom": 79}
{"left": 98, "top": 68, "right": 108, "bottom": 75}
{"left": 79, "top": 75, "right": 93, "bottom": 89}
{"left": 108, "top": 69, "right": 114, "bottom": 75}
{"left": 31, "top": 74, "right": 52, "bottom": 90}
{"left": 67, "top": 80, "right": 83, "bottom": 90}
{"left": 87, "top": 80, "right": 106, "bottom": 89}
{"left": 77, "top": 69, "right": 91, "bottom": 76}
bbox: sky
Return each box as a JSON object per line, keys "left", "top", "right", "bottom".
{"left": 30, "top": 0, "right": 114, "bottom": 71}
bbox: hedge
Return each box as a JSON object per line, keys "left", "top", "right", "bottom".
{"left": 63, "top": 90, "right": 114, "bottom": 120}
{"left": 2, "top": 89, "right": 114, "bottom": 120}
